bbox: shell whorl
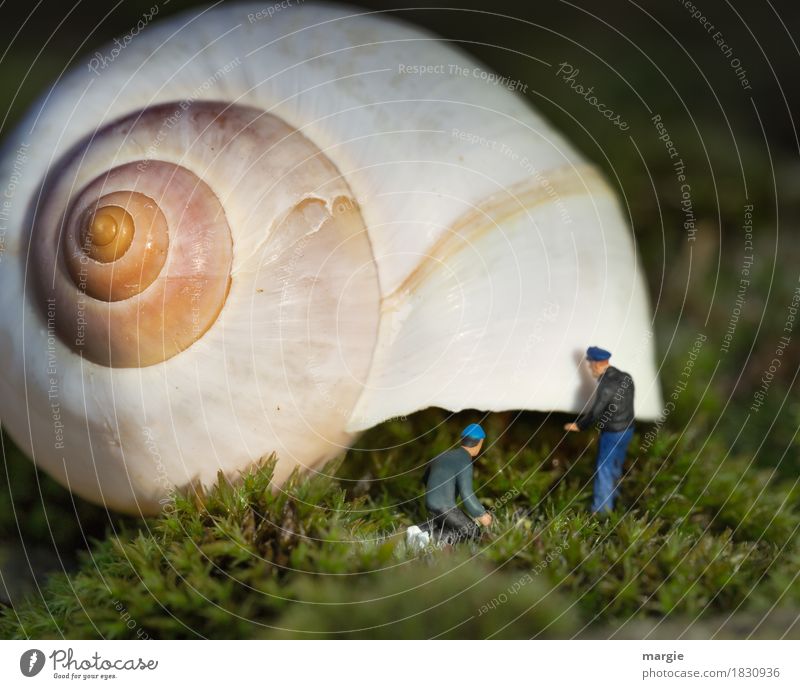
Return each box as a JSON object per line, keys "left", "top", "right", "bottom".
{"left": 16, "top": 97, "right": 381, "bottom": 511}
{"left": 30, "top": 101, "right": 367, "bottom": 369}
{"left": 41, "top": 157, "right": 232, "bottom": 367}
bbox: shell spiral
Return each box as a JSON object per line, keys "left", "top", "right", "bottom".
{"left": 36, "top": 138, "right": 231, "bottom": 366}
{"left": 0, "top": 3, "right": 661, "bottom": 513}
{"left": 31, "top": 102, "right": 374, "bottom": 370}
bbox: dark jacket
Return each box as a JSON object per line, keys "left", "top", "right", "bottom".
{"left": 423, "top": 448, "right": 486, "bottom": 518}
{"left": 577, "top": 366, "right": 635, "bottom": 433}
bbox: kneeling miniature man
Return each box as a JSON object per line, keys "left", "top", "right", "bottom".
{"left": 564, "top": 346, "right": 635, "bottom": 513}
{"left": 409, "top": 424, "right": 492, "bottom": 546}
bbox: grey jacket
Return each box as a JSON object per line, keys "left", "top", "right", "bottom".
{"left": 423, "top": 448, "right": 486, "bottom": 518}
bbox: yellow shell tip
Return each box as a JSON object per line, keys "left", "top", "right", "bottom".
{"left": 82, "top": 205, "right": 134, "bottom": 262}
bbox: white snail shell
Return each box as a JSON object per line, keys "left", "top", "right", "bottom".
{"left": 0, "top": 3, "right": 661, "bottom": 514}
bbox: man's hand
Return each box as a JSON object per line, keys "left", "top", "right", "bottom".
{"left": 477, "top": 512, "right": 493, "bottom": 527}
{"left": 563, "top": 422, "right": 580, "bottom": 432}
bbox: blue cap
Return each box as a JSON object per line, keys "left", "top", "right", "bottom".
{"left": 461, "top": 423, "right": 486, "bottom": 441}
{"left": 586, "top": 346, "right": 611, "bottom": 362}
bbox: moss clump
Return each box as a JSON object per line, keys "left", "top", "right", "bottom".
{"left": 1, "top": 410, "right": 798, "bottom": 639}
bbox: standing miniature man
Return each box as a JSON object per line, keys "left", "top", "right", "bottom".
{"left": 423, "top": 423, "right": 493, "bottom": 542}
{"left": 564, "top": 346, "right": 635, "bottom": 513}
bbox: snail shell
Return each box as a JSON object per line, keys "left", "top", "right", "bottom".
{"left": 0, "top": 3, "right": 661, "bottom": 513}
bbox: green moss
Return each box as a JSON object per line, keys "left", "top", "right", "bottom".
{"left": 1, "top": 413, "right": 798, "bottom": 639}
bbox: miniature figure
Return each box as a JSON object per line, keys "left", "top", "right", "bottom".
{"left": 408, "top": 424, "right": 493, "bottom": 547}
{"left": 564, "top": 346, "right": 635, "bottom": 513}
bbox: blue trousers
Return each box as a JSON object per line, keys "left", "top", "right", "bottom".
{"left": 592, "top": 428, "right": 634, "bottom": 513}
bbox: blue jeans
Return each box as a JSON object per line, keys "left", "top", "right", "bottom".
{"left": 592, "top": 427, "right": 634, "bottom": 513}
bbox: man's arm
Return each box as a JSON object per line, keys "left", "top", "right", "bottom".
{"left": 576, "top": 377, "right": 615, "bottom": 431}
{"left": 456, "top": 460, "right": 487, "bottom": 519}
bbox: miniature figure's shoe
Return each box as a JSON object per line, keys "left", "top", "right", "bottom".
{"left": 405, "top": 525, "right": 431, "bottom": 551}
